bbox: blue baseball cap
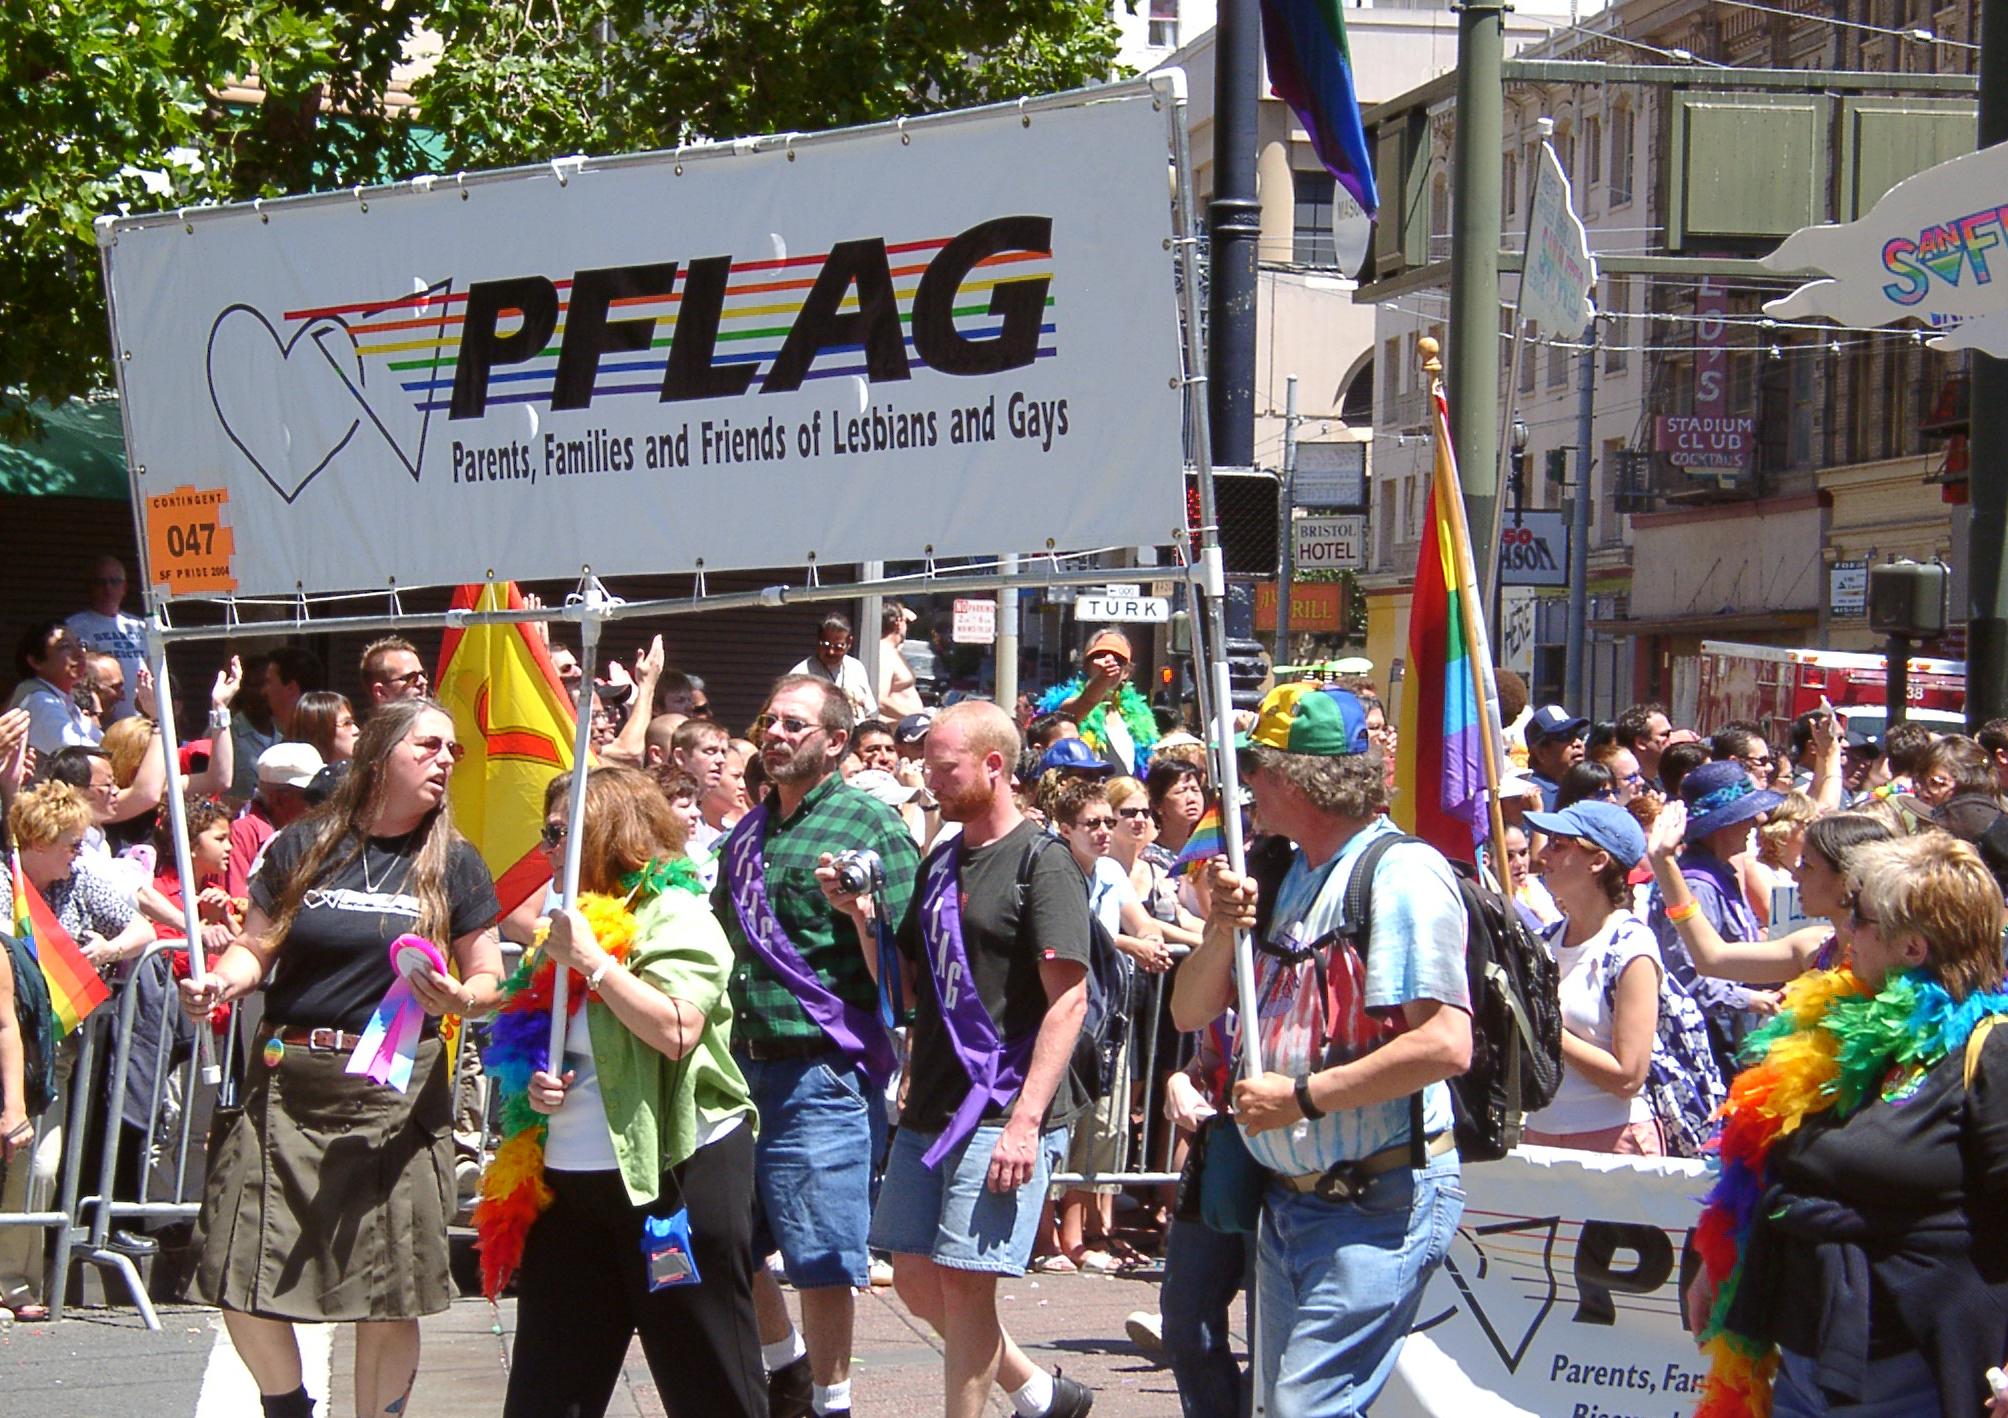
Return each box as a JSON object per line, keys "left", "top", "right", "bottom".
{"left": 1037, "top": 737, "right": 1115, "bottom": 776}
{"left": 1523, "top": 801, "right": 1647, "bottom": 869}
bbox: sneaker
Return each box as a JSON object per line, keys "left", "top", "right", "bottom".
{"left": 1123, "top": 1309, "right": 1164, "bottom": 1359}
{"left": 1043, "top": 1370, "right": 1095, "bottom": 1417}
{"left": 768, "top": 1355, "right": 814, "bottom": 1418}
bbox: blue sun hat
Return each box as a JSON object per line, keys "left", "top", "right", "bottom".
{"left": 1680, "top": 759, "right": 1784, "bottom": 842}
{"left": 1523, "top": 801, "right": 1647, "bottom": 869}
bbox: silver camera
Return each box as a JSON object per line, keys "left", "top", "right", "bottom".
{"left": 829, "top": 848, "right": 886, "bottom": 896}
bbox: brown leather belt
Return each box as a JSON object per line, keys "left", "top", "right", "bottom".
{"left": 1275, "top": 1131, "right": 1457, "bottom": 1200}
{"left": 268, "top": 1025, "right": 367, "bottom": 1052}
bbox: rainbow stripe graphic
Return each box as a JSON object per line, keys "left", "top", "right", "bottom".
{"left": 10, "top": 848, "right": 110, "bottom": 1036}
{"left": 1392, "top": 386, "right": 1507, "bottom": 858}
{"left": 301, "top": 237, "right": 1059, "bottom": 419}
{"left": 1171, "top": 800, "right": 1227, "bottom": 877}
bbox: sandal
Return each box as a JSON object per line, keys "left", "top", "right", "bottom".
{"left": 2, "top": 1302, "right": 49, "bottom": 1322}
{"left": 1076, "top": 1249, "right": 1116, "bottom": 1274}
{"left": 1029, "top": 1253, "right": 1079, "bottom": 1275}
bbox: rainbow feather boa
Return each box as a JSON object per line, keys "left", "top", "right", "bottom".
{"left": 471, "top": 858, "right": 702, "bottom": 1299}
{"left": 1033, "top": 678, "right": 1159, "bottom": 769}
{"left": 1692, "top": 965, "right": 2008, "bottom": 1417}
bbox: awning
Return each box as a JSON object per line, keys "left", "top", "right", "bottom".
{"left": 0, "top": 398, "right": 131, "bottom": 500}
{"left": 1589, "top": 609, "right": 1819, "bottom": 637}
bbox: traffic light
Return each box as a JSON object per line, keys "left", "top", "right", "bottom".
{"left": 1544, "top": 448, "right": 1569, "bottom": 485}
{"left": 1225, "top": 637, "right": 1270, "bottom": 711}
{"left": 1184, "top": 470, "right": 1280, "bottom": 575}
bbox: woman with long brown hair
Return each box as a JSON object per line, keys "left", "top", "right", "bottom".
{"left": 178, "top": 697, "right": 501, "bottom": 1418}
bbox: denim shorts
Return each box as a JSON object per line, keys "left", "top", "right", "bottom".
{"left": 1256, "top": 1150, "right": 1464, "bottom": 1418}
{"left": 869, "top": 1122, "right": 1068, "bottom": 1275}
{"left": 739, "top": 1052, "right": 886, "bottom": 1290}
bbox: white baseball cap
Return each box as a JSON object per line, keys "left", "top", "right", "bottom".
{"left": 257, "top": 742, "right": 325, "bottom": 789}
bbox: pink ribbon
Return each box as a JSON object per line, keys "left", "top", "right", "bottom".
{"left": 345, "top": 933, "right": 448, "bottom": 1092}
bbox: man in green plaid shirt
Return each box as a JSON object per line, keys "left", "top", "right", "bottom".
{"left": 713, "top": 673, "right": 920, "bottom": 1418}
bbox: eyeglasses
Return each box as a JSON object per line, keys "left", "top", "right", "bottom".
{"left": 755, "top": 713, "right": 820, "bottom": 738}
{"left": 1076, "top": 816, "right": 1117, "bottom": 831}
{"left": 539, "top": 822, "right": 568, "bottom": 850}
{"left": 1116, "top": 806, "right": 1153, "bottom": 821}
{"left": 690, "top": 700, "right": 712, "bottom": 718}
{"left": 407, "top": 734, "right": 464, "bottom": 762}
{"left": 383, "top": 669, "right": 428, "bottom": 690}
{"left": 819, "top": 638, "right": 852, "bottom": 651}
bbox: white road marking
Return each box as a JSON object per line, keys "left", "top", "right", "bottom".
{"left": 194, "top": 1315, "right": 334, "bottom": 1417}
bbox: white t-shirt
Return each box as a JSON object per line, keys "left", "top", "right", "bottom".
{"left": 1086, "top": 855, "right": 1138, "bottom": 937}
{"left": 1528, "top": 909, "right": 1661, "bottom": 1135}
{"left": 17, "top": 679, "right": 100, "bottom": 756}
{"left": 789, "top": 654, "right": 879, "bottom": 720}
{"left": 543, "top": 1004, "right": 620, "bottom": 1171}
{"left": 67, "top": 609, "right": 147, "bottom": 721}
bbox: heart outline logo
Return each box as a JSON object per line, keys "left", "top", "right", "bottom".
{"left": 206, "top": 304, "right": 363, "bottom": 505}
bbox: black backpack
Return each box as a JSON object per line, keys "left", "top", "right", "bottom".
{"left": 1251, "top": 831, "right": 1563, "bottom": 1162}
{"left": 1015, "top": 835, "right": 1130, "bottom": 1102}
{"left": 3, "top": 928, "right": 56, "bottom": 1116}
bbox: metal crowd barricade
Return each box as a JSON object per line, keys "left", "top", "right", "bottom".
{"left": 19, "top": 942, "right": 224, "bottom": 1328}
{"left": 1049, "top": 947, "right": 1198, "bottom": 1192}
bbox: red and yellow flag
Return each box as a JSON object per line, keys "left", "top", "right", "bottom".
{"left": 11, "top": 848, "right": 110, "bottom": 1035}
{"left": 434, "top": 583, "right": 581, "bottom": 917}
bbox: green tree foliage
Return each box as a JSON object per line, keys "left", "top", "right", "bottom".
{"left": 1, "top": 0, "right": 1122, "bottom": 433}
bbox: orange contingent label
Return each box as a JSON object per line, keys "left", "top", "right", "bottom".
{"left": 144, "top": 485, "right": 238, "bottom": 594}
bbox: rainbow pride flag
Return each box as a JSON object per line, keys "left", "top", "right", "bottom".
{"left": 10, "top": 849, "right": 110, "bottom": 1035}
{"left": 1392, "top": 384, "right": 1508, "bottom": 859}
{"left": 1170, "top": 800, "right": 1227, "bottom": 877}
{"left": 1260, "top": 0, "right": 1378, "bottom": 216}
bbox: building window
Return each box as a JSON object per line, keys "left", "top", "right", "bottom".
{"left": 1547, "top": 332, "right": 1570, "bottom": 389}
{"left": 1293, "top": 169, "right": 1336, "bottom": 267}
{"left": 1503, "top": 151, "right": 1517, "bottom": 221}
{"left": 1382, "top": 337, "right": 1401, "bottom": 417}
{"left": 1604, "top": 275, "right": 1629, "bottom": 373}
{"left": 1610, "top": 103, "right": 1635, "bottom": 206}
{"left": 1429, "top": 170, "right": 1450, "bottom": 258}
{"left": 1584, "top": 114, "right": 1602, "bottom": 187}
{"left": 1521, "top": 325, "right": 1538, "bottom": 393}
{"left": 1148, "top": 0, "right": 1178, "bottom": 48}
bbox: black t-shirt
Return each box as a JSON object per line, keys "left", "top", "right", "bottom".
{"left": 897, "top": 819, "right": 1093, "bottom": 1136}
{"left": 250, "top": 824, "right": 500, "bottom": 1033}
{"left": 1768, "top": 1024, "right": 2008, "bottom": 1356}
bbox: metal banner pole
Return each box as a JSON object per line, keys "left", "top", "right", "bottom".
{"left": 1167, "top": 76, "right": 1262, "bottom": 1071}
{"left": 547, "top": 584, "right": 607, "bottom": 1071}
{"left": 146, "top": 615, "right": 219, "bottom": 1085}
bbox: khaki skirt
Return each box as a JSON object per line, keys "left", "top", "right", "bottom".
{"left": 194, "top": 1032, "right": 455, "bottom": 1322}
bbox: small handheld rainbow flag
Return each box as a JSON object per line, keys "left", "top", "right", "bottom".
{"left": 11, "top": 849, "right": 111, "bottom": 1035}
{"left": 1171, "top": 801, "right": 1227, "bottom": 877}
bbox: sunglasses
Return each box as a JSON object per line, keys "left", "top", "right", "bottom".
{"left": 755, "top": 713, "right": 820, "bottom": 738}
{"left": 1116, "top": 806, "right": 1153, "bottom": 820}
{"left": 1075, "top": 816, "right": 1117, "bottom": 831}
{"left": 385, "top": 669, "right": 429, "bottom": 690}
{"left": 689, "top": 701, "right": 712, "bottom": 718}
{"left": 408, "top": 734, "right": 464, "bottom": 762}
{"left": 540, "top": 822, "right": 568, "bottom": 850}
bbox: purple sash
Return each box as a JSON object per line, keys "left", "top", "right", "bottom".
{"left": 916, "top": 838, "right": 1037, "bottom": 1168}
{"left": 723, "top": 804, "right": 897, "bottom": 1087}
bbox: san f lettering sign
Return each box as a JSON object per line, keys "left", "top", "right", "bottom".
{"left": 97, "top": 85, "right": 1185, "bottom": 600}
{"left": 1498, "top": 511, "right": 1568, "bottom": 589}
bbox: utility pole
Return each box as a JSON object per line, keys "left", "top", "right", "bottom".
{"left": 1967, "top": 0, "right": 2008, "bottom": 727}
{"left": 1211, "top": 0, "right": 1261, "bottom": 639}
{"left": 995, "top": 552, "right": 1020, "bottom": 712}
{"left": 1564, "top": 321, "right": 1595, "bottom": 712}
{"left": 1449, "top": 0, "right": 1507, "bottom": 570}
{"left": 1277, "top": 375, "right": 1300, "bottom": 660}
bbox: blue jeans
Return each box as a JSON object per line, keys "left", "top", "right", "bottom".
{"left": 1161, "top": 1216, "right": 1253, "bottom": 1418}
{"left": 738, "top": 1053, "right": 887, "bottom": 1290}
{"left": 1772, "top": 1349, "right": 1941, "bottom": 1417}
{"left": 1256, "top": 1152, "right": 1464, "bottom": 1418}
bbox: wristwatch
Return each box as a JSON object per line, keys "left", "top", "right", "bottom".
{"left": 208, "top": 708, "right": 231, "bottom": 732}
{"left": 586, "top": 956, "right": 616, "bottom": 993}
{"left": 1294, "top": 1073, "right": 1326, "bottom": 1121}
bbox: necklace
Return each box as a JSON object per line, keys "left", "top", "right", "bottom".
{"left": 360, "top": 834, "right": 413, "bottom": 896}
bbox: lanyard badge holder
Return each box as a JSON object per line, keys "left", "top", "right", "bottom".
{"left": 641, "top": 1208, "right": 701, "bottom": 1290}
{"left": 640, "top": 1045, "right": 704, "bottom": 1291}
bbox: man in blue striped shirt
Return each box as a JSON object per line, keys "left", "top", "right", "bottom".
{"left": 1172, "top": 682, "right": 1471, "bottom": 1418}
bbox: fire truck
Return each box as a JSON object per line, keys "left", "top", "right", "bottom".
{"left": 1694, "top": 640, "right": 1967, "bottom": 743}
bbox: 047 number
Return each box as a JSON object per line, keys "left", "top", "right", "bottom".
{"left": 165, "top": 522, "right": 216, "bottom": 558}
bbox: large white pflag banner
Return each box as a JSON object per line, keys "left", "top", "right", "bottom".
{"left": 1381, "top": 1148, "right": 1712, "bottom": 1417}
{"left": 97, "top": 84, "right": 1187, "bottom": 600}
